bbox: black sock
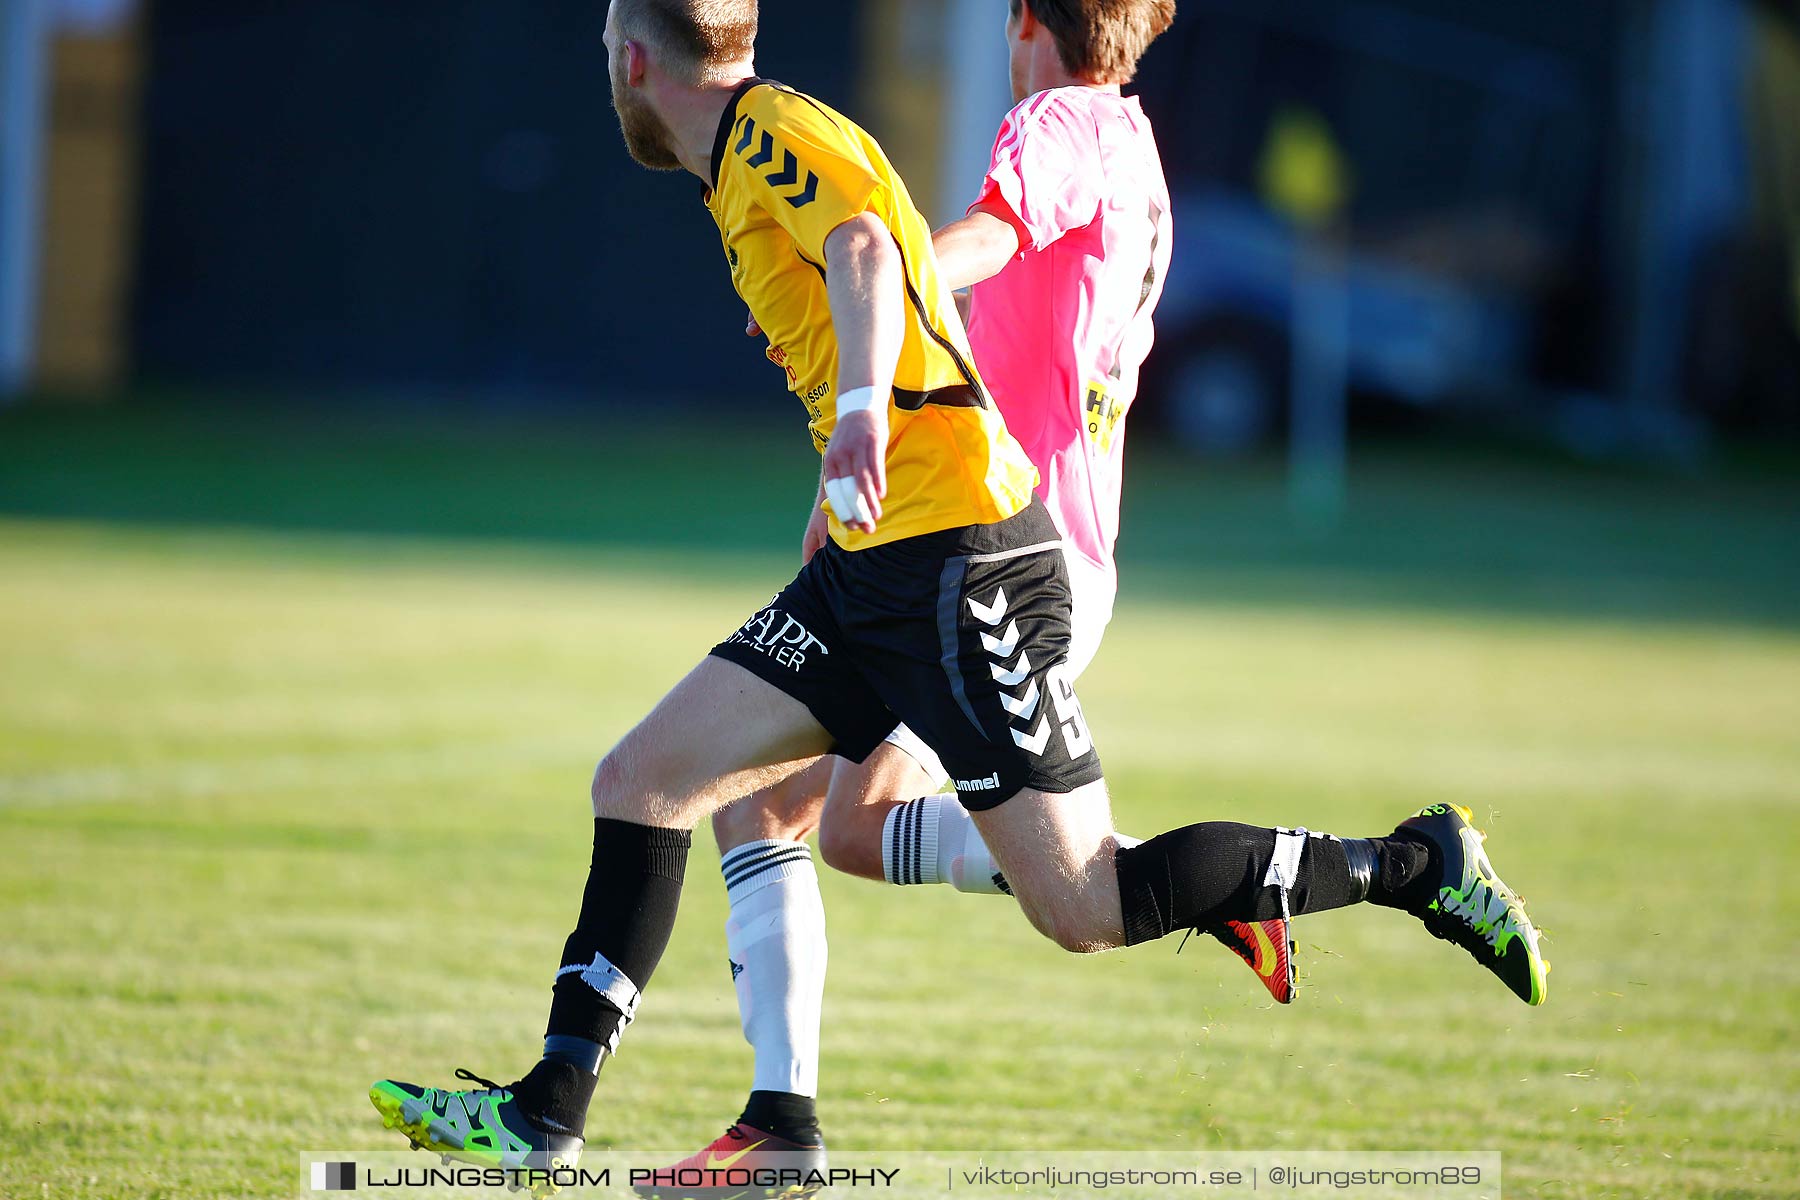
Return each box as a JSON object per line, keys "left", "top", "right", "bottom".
{"left": 739, "top": 1090, "right": 822, "bottom": 1146}
{"left": 514, "top": 818, "right": 691, "bottom": 1134}
{"left": 512, "top": 1059, "right": 596, "bottom": 1138}
{"left": 1375, "top": 828, "right": 1436, "bottom": 910}
{"left": 1114, "top": 823, "right": 1431, "bottom": 945}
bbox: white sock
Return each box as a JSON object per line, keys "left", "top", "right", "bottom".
{"left": 720, "top": 839, "right": 826, "bottom": 1097}
{"left": 880, "top": 795, "right": 1008, "bottom": 895}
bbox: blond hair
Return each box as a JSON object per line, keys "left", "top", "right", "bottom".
{"left": 613, "top": 0, "right": 757, "bottom": 83}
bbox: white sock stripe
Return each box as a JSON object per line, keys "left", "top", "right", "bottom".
{"left": 720, "top": 838, "right": 808, "bottom": 873}
{"left": 724, "top": 859, "right": 816, "bottom": 908}
{"left": 907, "top": 799, "right": 920, "bottom": 884}
{"left": 902, "top": 799, "right": 918, "bottom": 884}
{"left": 724, "top": 848, "right": 812, "bottom": 888}
{"left": 721, "top": 842, "right": 812, "bottom": 886}
{"left": 882, "top": 803, "right": 905, "bottom": 884}
{"left": 885, "top": 798, "right": 928, "bottom": 885}
{"left": 884, "top": 797, "right": 950, "bottom": 886}
{"left": 907, "top": 798, "right": 927, "bottom": 884}
{"left": 723, "top": 847, "right": 813, "bottom": 891}
{"left": 915, "top": 795, "right": 942, "bottom": 885}
{"left": 724, "top": 851, "right": 816, "bottom": 905}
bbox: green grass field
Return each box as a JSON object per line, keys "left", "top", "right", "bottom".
{"left": 2, "top": 402, "right": 1797, "bottom": 1199}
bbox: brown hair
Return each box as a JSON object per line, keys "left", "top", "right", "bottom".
{"left": 612, "top": 0, "right": 758, "bottom": 82}
{"left": 1010, "top": 0, "right": 1176, "bottom": 84}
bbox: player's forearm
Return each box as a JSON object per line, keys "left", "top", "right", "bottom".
{"left": 823, "top": 213, "right": 905, "bottom": 398}
{"left": 932, "top": 208, "right": 1023, "bottom": 292}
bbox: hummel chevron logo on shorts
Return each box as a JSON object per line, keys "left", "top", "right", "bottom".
{"left": 999, "top": 680, "right": 1040, "bottom": 719}
{"left": 1011, "top": 719, "right": 1052, "bottom": 754}
{"left": 967, "top": 586, "right": 1095, "bottom": 761}
{"left": 991, "top": 653, "right": 1033, "bottom": 688}
{"left": 980, "top": 621, "right": 1021, "bottom": 657}
{"left": 971, "top": 586, "right": 1047, "bottom": 756}
{"left": 967, "top": 587, "right": 1007, "bottom": 625}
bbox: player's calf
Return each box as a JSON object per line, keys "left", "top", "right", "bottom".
{"left": 970, "top": 780, "right": 1127, "bottom": 952}
{"left": 972, "top": 784, "right": 1429, "bottom": 968}
{"left": 713, "top": 759, "right": 828, "bottom": 851}
{"left": 815, "top": 743, "right": 930, "bottom": 880}
{"left": 704, "top": 756, "right": 833, "bottom": 1152}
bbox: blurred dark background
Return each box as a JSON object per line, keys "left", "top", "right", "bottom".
{"left": 128, "top": 3, "right": 857, "bottom": 401}
{"left": 2, "top": 0, "right": 1796, "bottom": 461}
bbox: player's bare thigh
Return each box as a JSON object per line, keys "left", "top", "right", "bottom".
{"left": 970, "top": 779, "right": 1127, "bottom": 953}
{"left": 591, "top": 657, "right": 835, "bottom": 830}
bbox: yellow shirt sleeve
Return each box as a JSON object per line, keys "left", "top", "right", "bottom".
{"left": 730, "top": 89, "right": 884, "bottom": 263}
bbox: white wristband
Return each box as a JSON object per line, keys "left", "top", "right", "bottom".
{"left": 836, "top": 385, "right": 884, "bottom": 416}
{"left": 823, "top": 475, "right": 875, "bottom": 527}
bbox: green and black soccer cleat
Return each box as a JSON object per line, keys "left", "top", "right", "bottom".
{"left": 370, "top": 1069, "right": 582, "bottom": 1193}
{"left": 1396, "top": 803, "right": 1549, "bottom": 1006}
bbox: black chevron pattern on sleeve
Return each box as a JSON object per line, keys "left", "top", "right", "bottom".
{"left": 732, "top": 123, "right": 822, "bottom": 209}
{"left": 784, "top": 173, "right": 820, "bottom": 209}
{"left": 765, "top": 149, "right": 799, "bottom": 190}
{"left": 746, "top": 130, "right": 776, "bottom": 170}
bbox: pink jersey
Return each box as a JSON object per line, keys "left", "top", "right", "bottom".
{"left": 965, "top": 87, "right": 1172, "bottom": 580}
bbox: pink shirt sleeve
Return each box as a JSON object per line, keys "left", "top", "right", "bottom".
{"left": 970, "top": 93, "right": 1106, "bottom": 253}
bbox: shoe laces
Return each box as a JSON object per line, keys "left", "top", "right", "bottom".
{"left": 1175, "top": 925, "right": 1254, "bottom": 968}
{"left": 454, "top": 1067, "right": 506, "bottom": 1093}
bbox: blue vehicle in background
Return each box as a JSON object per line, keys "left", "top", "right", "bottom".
{"left": 1152, "top": 190, "right": 1540, "bottom": 450}
{"left": 1131, "top": 0, "right": 1611, "bottom": 451}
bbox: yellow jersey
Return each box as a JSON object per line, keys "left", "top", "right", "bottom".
{"left": 704, "top": 79, "right": 1038, "bottom": 550}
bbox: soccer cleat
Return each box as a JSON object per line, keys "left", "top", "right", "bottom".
{"left": 369, "top": 1069, "right": 582, "bottom": 1193}
{"left": 633, "top": 1122, "right": 828, "bottom": 1200}
{"left": 1208, "top": 917, "right": 1296, "bottom": 1003}
{"left": 1396, "top": 803, "right": 1549, "bottom": 1006}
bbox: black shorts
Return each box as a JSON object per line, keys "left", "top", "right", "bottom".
{"left": 710, "top": 498, "right": 1104, "bottom": 810}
